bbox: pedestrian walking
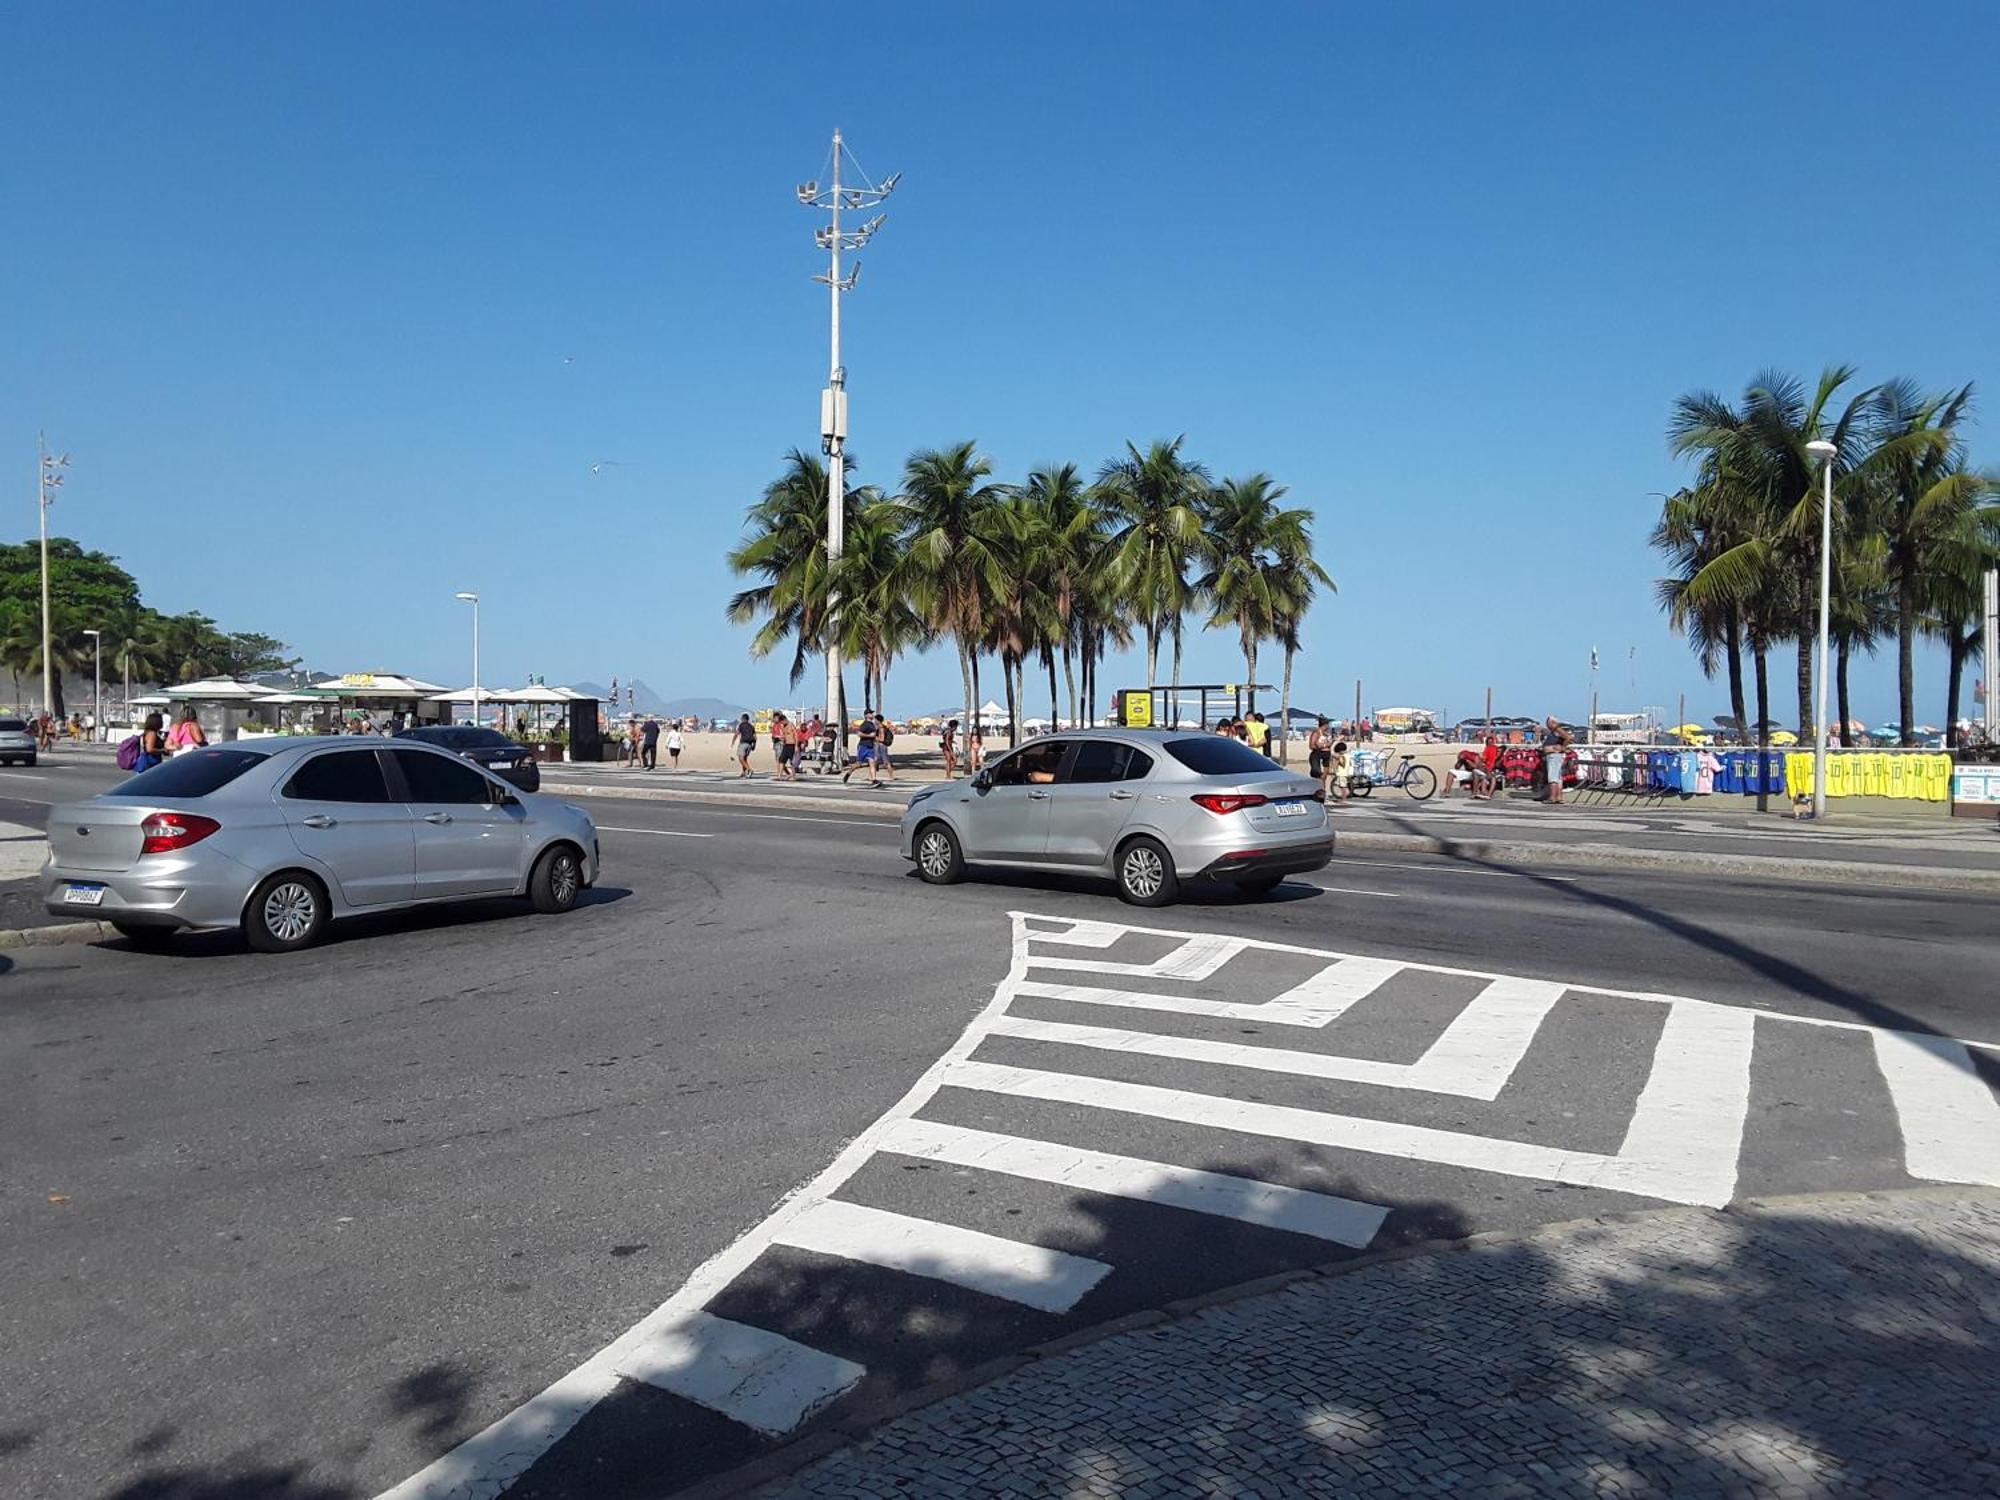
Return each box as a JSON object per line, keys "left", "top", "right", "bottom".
{"left": 1245, "top": 712, "right": 1270, "bottom": 754}
{"left": 665, "top": 720, "right": 684, "bottom": 770}
{"left": 1323, "top": 739, "right": 1351, "bottom": 803}
{"left": 169, "top": 707, "right": 209, "bottom": 750}
{"left": 967, "top": 725, "right": 984, "bottom": 774}
{"left": 843, "top": 710, "right": 883, "bottom": 786}
{"left": 735, "top": 713, "right": 757, "bottom": 777}
{"left": 136, "top": 711, "right": 168, "bottom": 771}
{"left": 640, "top": 715, "right": 660, "bottom": 770}
{"left": 625, "top": 719, "right": 643, "bottom": 767}
{"left": 876, "top": 715, "right": 896, "bottom": 779}
{"left": 941, "top": 719, "right": 959, "bottom": 779}
{"left": 774, "top": 712, "right": 798, "bottom": 780}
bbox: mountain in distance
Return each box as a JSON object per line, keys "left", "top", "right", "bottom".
{"left": 570, "top": 681, "right": 747, "bottom": 720}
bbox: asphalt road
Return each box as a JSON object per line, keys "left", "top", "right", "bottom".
{"left": 2, "top": 770, "right": 1996, "bottom": 1500}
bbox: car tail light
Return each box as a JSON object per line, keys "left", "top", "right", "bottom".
{"left": 1191, "top": 793, "right": 1269, "bottom": 816}
{"left": 139, "top": 812, "right": 221, "bottom": 855}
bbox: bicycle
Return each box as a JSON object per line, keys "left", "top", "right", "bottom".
{"left": 1347, "top": 751, "right": 1437, "bottom": 801}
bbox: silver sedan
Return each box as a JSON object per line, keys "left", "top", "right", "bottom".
{"left": 42, "top": 736, "right": 600, "bottom": 951}
{"left": 899, "top": 727, "right": 1332, "bottom": 905}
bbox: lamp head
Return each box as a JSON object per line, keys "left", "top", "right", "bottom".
{"left": 455, "top": 591, "right": 479, "bottom": 603}
{"left": 1805, "top": 440, "right": 1838, "bottom": 462}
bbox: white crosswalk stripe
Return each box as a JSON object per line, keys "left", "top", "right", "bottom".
{"left": 379, "top": 910, "right": 2000, "bottom": 1498}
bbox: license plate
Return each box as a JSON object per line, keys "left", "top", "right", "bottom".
{"left": 62, "top": 884, "right": 106, "bottom": 906}
{"left": 1273, "top": 800, "right": 1309, "bottom": 817}
{"left": 489, "top": 760, "right": 514, "bottom": 771}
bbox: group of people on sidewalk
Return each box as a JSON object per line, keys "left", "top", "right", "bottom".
{"left": 620, "top": 716, "right": 685, "bottom": 772}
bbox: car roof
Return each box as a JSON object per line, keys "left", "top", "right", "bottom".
{"left": 1000, "top": 727, "right": 1202, "bottom": 748}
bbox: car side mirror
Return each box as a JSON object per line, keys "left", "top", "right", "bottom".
{"left": 972, "top": 770, "right": 992, "bottom": 791}
{"left": 492, "top": 789, "right": 520, "bottom": 807}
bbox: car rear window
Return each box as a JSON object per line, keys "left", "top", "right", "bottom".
{"left": 0, "top": 718, "right": 26, "bottom": 732}
{"left": 105, "top": 747, "right": 268, "bottom": 798}
{"left": 461, "top": 728, "right": 514, "bottom": 750}
{"left": 1162, "top": 736, "right": 1280, "bottom": 776}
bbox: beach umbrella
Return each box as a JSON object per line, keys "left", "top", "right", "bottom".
{"left": 1768, "top": 729, "right": 1799, "bottom": 746}
{"left": 1668, "top": 723, "right": 1707, "bottom": 736}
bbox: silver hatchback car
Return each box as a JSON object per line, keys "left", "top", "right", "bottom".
{"left": 42, "top": 736, "right": 600, "bottom": 951}
{"left": 0, "top": 715, "right": 38, "bottom": 766}
{"left": 899, "top": 728, "right": 1332, "bottom": 905}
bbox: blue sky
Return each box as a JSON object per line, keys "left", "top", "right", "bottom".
{"left": 5, "top": 3, "right": 1996, "bottom": 726}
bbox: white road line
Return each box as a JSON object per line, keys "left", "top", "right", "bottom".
{"left": 612, "top": 1310, "right": 865, "bottom": 1436}
{"left": 1033, "top": 930, "right": 1250, "bottom": 980}
{"left": 771, "top": 1198, "right": 1110, "bottom": 1313}
{"left": 1597, "top": 1000, "right": 1754, "bottom": 1206}
{"left": 881, "top": 1117, "right": 1386, "bottom": 1246}
{"left": 597, "top": 825, "right": 717, "bottom": 838}
{"left": 1297, "top": 883, "right": 1405, "bottom": 898}
{"left": 1870, "top": 1030, "right": 2000, "bottom": 1187}
{"left": 941, "top": 1057, "right": 1741, "bottom": 1207}
{"left": 1013, "top": 953, "right": 1402, "bottom": 1029}
{"left": 992, "top": 975, "right": 1565, "bottom": 1103}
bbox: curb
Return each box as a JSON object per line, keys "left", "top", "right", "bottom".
{"left": 0, "top": 919, "right": 110, "bottom": 951}
{"left": 677, "top": 1185, "right": 2000, "bottom": 1500}
{"left": 549, "top": 783, "right": 2000, "bottom": 890}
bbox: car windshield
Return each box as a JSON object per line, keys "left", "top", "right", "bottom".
{"left": 103, "top": 747, "right": 268, "bottom": 798}
{"left": 1162, "top": 736, "right": 1280, "bottom": 776}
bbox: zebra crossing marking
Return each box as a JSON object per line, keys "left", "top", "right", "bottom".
{"left": 1870, "top": 1031, "right": 2000, "bottom": 1187}
{"left": 880, "top": 1117, "right": 1387, "bottom": 1246}
{"left": 613, "top": 1311, "right": 865, "bottom": 1437}
{"left": 771, "top": 1198, "right": 1112, "bottom": 1313}
{"left": 377, "top": 909, "right": 2000, "bottom": 1499}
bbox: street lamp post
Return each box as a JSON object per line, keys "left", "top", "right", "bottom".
{"left": 82, "top": 628, "right": 101, "bottom": 741}
{"left": 455, "top": 592, "right": 481, "bottom": 728}
{"left": 1806, "top": 439, "right": 1838, "bottom": 820}
{"left": 37, "top": 436, "right": 69, "bottom": 721}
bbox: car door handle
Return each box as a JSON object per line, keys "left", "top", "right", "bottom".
{"left": 301, "top": 815, "right": 336, "bottom": 829}
{"left": 424, "top": 812, "right": 453, "bottom": 825}
{"left": 1028, "top": 790, "right": 1050, "bottom": 800}
{"left": 1109, "top": 789, "right": 1136, "bottom": 801}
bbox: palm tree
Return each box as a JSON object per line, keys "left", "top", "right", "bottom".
{"left": 0, "top": 600, "right": 34, "bottom": 711}
{"left": 109, "top": 609, "right": 168, "bottom": 709}
{"left": 1096, "top": 438, "right": 1209, "bottom": 687}
{"left": 1269, "top": 521, "right": 1333, "bottom": 764}
{"left": 1925, "top": 497, "right": 2000, "bottom": 746}
{"left": 726, "top": 449, "right": 841, "bottom": 691}
{"left": 1865, "top": 380, "right": 1990, "bottom": 744}
{"left": 898, "top": 441, "right": 1013, "bottom": 738}
{"left": 1652, "top": 480, "right": 1753, "bottom": 743}
{"left": 1020, "top": 465, "right": 1101, "bottom": 727}
{"left": 1194, "top": 475, "right": 1329, "bottom": 726}
{"left": 831, "top": 491, "right": 924, "bottom": 714}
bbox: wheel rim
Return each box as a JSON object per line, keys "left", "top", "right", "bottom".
{"left": 1123, "top": 845, "right": 1164, "bottom": 898}
{"left": 263, "top": 882, "right": 316, "bottom": 942}
{"left": 918, "top": 829, "right": 953, "bottom": 878}
{"left": 551, "top": 854, "right": 579, "bottom": 904}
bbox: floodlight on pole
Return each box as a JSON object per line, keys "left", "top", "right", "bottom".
{"left": 455, "top": 591, "right": 481, "bottom": 728}
{"left": 1805, "top": 438, "right": 1838, "bottom": 820}
{"left": 798, "top": 128, "right": 897, "bottom": 759}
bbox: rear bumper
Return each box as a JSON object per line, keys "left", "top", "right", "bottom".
{"left": 41, "top": 851, "right": 257, "bottom": 931}
{"left": 1196, "top": 837, "right": 1334, "bottom": 882}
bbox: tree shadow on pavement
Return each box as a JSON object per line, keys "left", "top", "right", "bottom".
{"left": 783, "top": 1197, "right": 2000, "bottom": 1498}
{"left": 1369, "top": 809, "right": 1953, "bottom": 1038}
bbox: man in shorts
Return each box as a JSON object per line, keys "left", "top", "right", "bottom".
{"left": 843, "top": 711, "right": 883, "bottom": 787}
{"left": 735, "top": 714, "right": 757, "bottom": 777}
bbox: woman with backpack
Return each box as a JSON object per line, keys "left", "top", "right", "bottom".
{"left": 136, "top": 712, "right": 168, "bottom": 772}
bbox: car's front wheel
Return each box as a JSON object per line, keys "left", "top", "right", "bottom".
{"left": 529, "top": 843, "right": 583, "bottom": 913}
{"left": 243, "top": 871, "right": 329, "bottom": 953}
{"left": 914, "top": 821, "right": 965, "bottom": 884}
{"left": 1116, "top": 836, "right": 1180, "bottom": 907}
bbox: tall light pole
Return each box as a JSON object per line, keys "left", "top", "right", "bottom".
{"left": 83, "top": 628, "right": 101, "bottom": 740}
{"left": 1806, "top": 439, "right": 1838, "bottom": 819}
{"left": 37, "top": 436, "right": 69, "bottom": 720}
{"left": 797, "top": 130, "right": 898, "bottom": 759}
{"left": 455, "top": 592, "right": 481, "bottom": 728}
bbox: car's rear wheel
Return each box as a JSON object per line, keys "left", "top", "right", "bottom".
{"left": 111, "top": 921, "right": 176, "bottom": 949}
{"left": 914, "top": 820, "right": 965, "bottom": 884}
{"left": 529, "top": 843, "right": 583, "bottom": 913}
{"left": 1236, "top": 873, "right": 1285, "bottom": 897}
{"left": 1116, "top": 836, "right": 1180, "bottom": 907}
{"left": 243, "top": 872, "right": 328, "bottom": 953}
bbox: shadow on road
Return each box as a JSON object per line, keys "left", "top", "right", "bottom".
{"left": 904, "top": 866, "right": 1325, "bottom": 908}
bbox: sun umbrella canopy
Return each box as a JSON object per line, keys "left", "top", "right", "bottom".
{"left": 499, "top": 685, "right": 572, "bottom": 704}
{"left": 1668, "top": 723, "right": 1707, "bottom": 735}
{"left": 1767, "top": 730, "right": 1799, "bottom": 746}
{"left": 164, "top": 677, "right": 284, "bottom": 701}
